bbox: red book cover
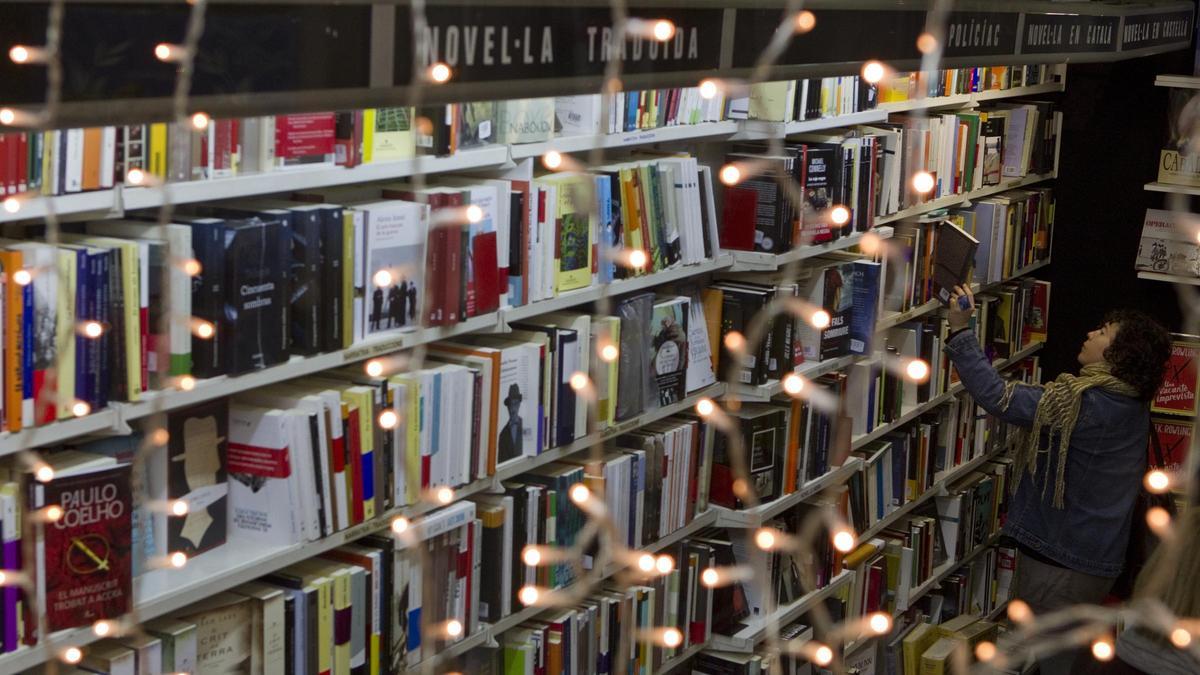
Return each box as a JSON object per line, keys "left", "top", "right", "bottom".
{"left": 471, "top": 231, "right": 500, "bottom": 316}
{"left": 462, "top": 521, "right": 473, "bottom": 631}
{"left": 1151, "top": 416, "right": 1192, "bottom": 473}
{"left": 37, "top": 464, "right": 133, "bottom": 632}
{"left": 274, "top": 113, "right": 336, "bottom": 166}
{"left": 445, "top": 224, "right": 463, "bottom": 324}
{"left": 423, "top": 227, "right": 446, "bottom": 326}
{"left": 333, "top": 111, "right": 360, "bottom": 168}
{"left": 0, "top": 135, "right": 10, "bottom": 196}
{"left": 1154, "top": 336, "right": 1200, "bottom": 416}
{"left": 346, "top": 407, "right": 364, "bottom": 525}
{"left": 16, "top": 133, "right": 28, "bottom": 193}
{"left": 720, "top": 187, "right": 758, "bottom": 251}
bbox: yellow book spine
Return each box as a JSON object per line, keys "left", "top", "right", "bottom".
{"left": 361, "top": 109, "right": 376, "bottom": 164}
{"left": 344, "top": 389, "right": 376, "bottom": 521}
{"left": 121, "top": 242, "right": 141, "bottom": 399}
{"left": 0, "top": 252, "right": 22, "bottom": 431}
{"left": 41, "top": 131, "right": 54, "bottom": 196}
{"left": 341, "top": 211, "right": 355, "bottom": 348}
{"left": 148, "top": 123, "right": 168, "bottom": 179}
{"left": 55, "top": 250, "right": 76, "bottom": 420}
{"left": 316, "top": 579, "right": 333, "bottom": 675}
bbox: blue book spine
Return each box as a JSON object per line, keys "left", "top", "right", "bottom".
{"left": 72, "top": 249, "right": 89, "bottom": 406}
{"left": 95, "top": 251, "right": 111, "bottom": 409}
{"left": 595, "top": 175, "right": 614, "bottom": 284}
{"left": 21, "top": 282, "right": 32, "bottom": 412}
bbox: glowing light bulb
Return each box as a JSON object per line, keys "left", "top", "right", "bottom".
{"left": 171, "top": 500, "right": 189, "bottom": 517}
{"left": 652, "top": 20, "right": 675, "bottom": 41}
{"left": 182, "top": 258, "right": 202, "bottom": 277}
{"left": 831, "top": 206, "right": 851, "bottom": 226}
{"left": 628, "top": 250, "right": 648, "bottom": 269}
{"left": 11, "top": 268, "right": 30, "bottom": 285}
{"left": 782, "top": 374, "right": 805, "bottom": 395}
{"left": 1092, "top": 638, "right": 1114, "bottom": 662}
{"left": 34, "top": 465, "right": 54, "bottom": 483}
{"left": 0, "top": 571, "right": 8, "bottom": 586}
{"left": 833, "top": 528, "right": 856, "bottom": 553}
{"left": 365, "top": 360, "right": 385, "bottom": 377}
{"left": 695, "top": 398, "right": 715, "bottom": 417}
{"left": 794, "top": 10, "right": 816, "bottom": 33}
{"left": 699, "top": 79, "right": 719, "bottom": 99}
{"left": 519, "top": 585, "right": 540, "bottom": 606}
{"left": 191, "top": 112, "right": 210, "bottom": 130}
{"left": 466, "top": 205, "right": 483, "bottom": 223}
{"left": 3, "top": 197, "right": 19, "bottom": 214}
{"left": 523, "top": 547, "right": 541, "bottom": 566}
{"left": 916, "top": 33, "right": 938, "bottom": 54}
{"left": 811, "top": 310, "right": 832, "bottom": 329}
{"left": 719, "top": 164, "right": 741, "bottom": 186}
{"left": 569, "top": 372, "right": 589, "bottom": 391}
{"left": 154, "top": 43, "right": 174, "bottom": 61}
{"left": 83, "top": 321, "right": 103, "bottom": 338}
{"left": 1172, "top": 627, "right": 1192, "bottom": 648}
{"left": 723, "top": 331, "right": 745, "bottom": 352}
{"left": 1008, "top": 599, "right": 1032, "bottom": 624}
{"left": 1147, "top": 505, "right": 1172, "bottom": 531}
{"left": 755, "top": 529, "right": 777, "bottom": 551}
{"left": 570, "top": 484, "right": 590, "bottom": 504}
{"left": 662, "top": 628, "right": 683, "bottom": 648}
{"left": 976, "top": 641, "right": 997, "bottom": 662}
{"left": 436, "top": 486, "right": 455, "bottom": 505}
{"left": 638, "top": 553, "right": 656, "bottom": 572}
{"left": 170, "top": 551, "right": 187, "bottom": 568}
{"left": 912, "top": 171, "right": 935, "bottom": 194}
{"left": 151, "top": 428, "right": 170, "bottom": 445}
{"left": 9, "top": 46, "right": 30, "bottom": 64}
{"left": 44, "top": 505, "right": 63, "bottom": 521}
{"left": 1145, "top": 469, "right": 1170, "bottom": 494}
{"left": 93, "top": 620, "right": 112, "bottom": 637}
{"left": 72, "top": 401, "right": 91, "bottom": 417}
{"left": 391, "top": 517, "right": 410, "bottom": 534}
{"left": 178, "top": 375, "right": 196, "bottom": 391}
{"left": 126, "top": 168, "right": 146, "bottom": 186}
{"left": 373, "top": 269, "right": 393, "bottom": 287}
{"left": 194, "top": 321, "right": 215, "bottom": 339}
{"left": 428, "top": 62, "right": 452, "bottom": 83}
{"left": 62, "top": 647, "right": 83, "bottom": 664}
{"left": 378, "top": 410, "right": 399, "bottom": 430}
{"left": 656, "top": 554, "right": 674, "bottom": 574}
{"left": 600, "top": 343, "right": 619, "bottom": 362}
{"left": 859, "top": 231, "right": 883, "bottom": 255}
{"left": 0, "top": 109, "right": 16, "bottom": 127}
{"left": 868, "top": 612, "right": 892, "bottom": 635}
{"left": 701, "top": 568, "right": 719, "bottom": 587}
{"left": 862, "top": 61, "right": 886, "bottom": 84}
{"left": 542, "top": 151, "right": 563, "bottom": 170}
{"left": 446, "top": 619, "right": 463, "bottom": 637}
{"left": 813, "top": 645, "right": 833, "bottom": 667}
{"left": 906, "top": 359, "right": 930, "bottom": 382}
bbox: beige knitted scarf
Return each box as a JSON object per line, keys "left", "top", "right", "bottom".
{"left": 997, "top": 362, "right": 1140, "bottom": 509}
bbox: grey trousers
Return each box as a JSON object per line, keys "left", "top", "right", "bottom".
{"left": 1014, "top": 553, "right": 1116, "bottom": 675}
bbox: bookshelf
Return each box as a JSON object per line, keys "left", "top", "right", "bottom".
{"left": 714, "top": 460, "right": 864, "bottom": 529}
{"left": 899, "top": 532, "right": 1004, "bottom": 613}
{"left": 709, "top": 570, "right": 856, "bottom": 652}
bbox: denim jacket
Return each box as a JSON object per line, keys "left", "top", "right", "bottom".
{"left": 944, "top": 329, "right": 1148, "bottom": 578}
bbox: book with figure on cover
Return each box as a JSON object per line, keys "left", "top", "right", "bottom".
{"left": 651, "top": 296, "right": 689, "bottom": 406}
{"left": 165, "top": 399, "right": 229, "bottom": 556}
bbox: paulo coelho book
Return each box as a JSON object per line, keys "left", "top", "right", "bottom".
{"left": 30, "top": 461, "right": 133, "bottom": 632}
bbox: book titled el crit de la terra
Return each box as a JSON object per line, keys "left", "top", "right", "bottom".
{"left": 34, "top": 463, "right": 133, "bottom": 631}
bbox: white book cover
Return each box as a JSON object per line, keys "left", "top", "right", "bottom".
{"left": 1137, "top": 208, "right": 1200, "bottom": 276}
{"left": 101, "top": 127, "right": 117, "bottom": 188}
{"left": 283, "top": 410, "right": 321, "bottom": 541}
{"left": 227, "top": 405, "right": 302, "bottom": 547}
{"left": 555, "top": 94, "right": 602, "bottom": 137}
{"left": 252, "top": 386, "right": 334, "bottom": 537}
{"left": 65, "top": 128, "right": 84, "bottom": 193}
{"left": 497, "top": 97, "right": 555, "bottom": 145}
{"left": 352, "top": 199, "right": 428, "bottom": 338}
{"left": 684, "top": 292, "right": 716, "bottom": 393}
{"left": 480, "top": 339, "right": 541, "bottom": 464}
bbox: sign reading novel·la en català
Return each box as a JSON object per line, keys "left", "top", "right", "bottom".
{"left": 394, "top": 5, "right": 724, "bottom": 83}
{"left": 1021, "top": 13, "right": 1121, "bottom": 53}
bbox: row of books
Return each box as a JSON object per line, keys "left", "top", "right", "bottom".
{"left": 558, "top": 88, "right": 729, "bottom": 137}
{"left": 737, "top": 64, "right": 1060, "bottom": 124}
{"left": 885, "top": 188, "right": 1054, "bottom": 316}
{"left": 719, "top": 102, "right": 1058, "bottom": 254}
{"left": 690, "top": 595, "right": 847, "bottom": 674}
{"left": 481, "top": 538, "right": 716, "bottom": 675}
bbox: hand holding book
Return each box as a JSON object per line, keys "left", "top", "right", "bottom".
{"left": 948, "top": 285, "right": 976, "bottom": 332}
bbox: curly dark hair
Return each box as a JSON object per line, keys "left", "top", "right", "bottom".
{"left": 1102, "top": 309, "right": 1172, "bottom": 401}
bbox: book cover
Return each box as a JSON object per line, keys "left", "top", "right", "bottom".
{"left": 1155, "top": 335, "right": 1200, "bottom": 417}
{"left": 496, "top": 98, "right": 555, "bottom": 145}
{"left": 456, "top": 101, "right": 495, "bottom": 150}
{"left": 38, "top": 463, "right": 133, "bottom": 631}
{"left": 684, "top": 292, "right": 716, "bottom": 394}
{"left": 1137, "top": 208, "right": 1200, "bottom": 277}
{"left": 651, "top": 296, "right": 689, "bottom": 406}
{"left": 1151, "top": 416, "right": 1192, "bottom": 473}
{"left": 223, "top": 219, "right": 290, "bottom": 374}
{"left": 363, "top": 108, "right": 416, "bottom": 163}
{"left": 933, "top": 220, "right": 980, "bottom": 305}
{"left": 177, "top": 593, "right": 253, "bottom": 673}
{"left": 166, "top": 399, "right": 229, "bottom": 556}
{"left": 274, "top": 113, "right": 336, "bottom": 169}
{"left": 359, "top": 200, "right": 428, "bottom": 337}
{"left": 552, "top": 176, "right": 593, "bottom": 294}
{"left": 493, "top": 343, "right": 540, "bottom": 464}
{"left": 228, "top": 405, "right": 303, "bottom": 547}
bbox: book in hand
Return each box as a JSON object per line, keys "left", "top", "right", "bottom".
{"left": 932, "top": 220, "right": 980, "bottom": 305}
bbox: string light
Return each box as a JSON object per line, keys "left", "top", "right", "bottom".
{"left": 436, "top": 486, "right": 455, "bottom": 505}
{"left": 151, "top": 428, "right": 170, "bottom": 446}
{"left": 812, "top": 644, "right": 833, "bottom": 667}
{"left": 719, "top": 164, "right": 742, "bottom": 186}
{"left": 523, "top": 547, "right": 542, "bottom": 566}
{"left": 1172, "top": 627, "right": 1192, "bottom": 648}
{"left": 465, "top": 205, "right": 483, "bottom": 223}
{"left": 628, "top": 249, "right": 648, "bottom": 269}
{"left": 191, "top": 112, "right": 210, "bottom": 131}
{"left": 976, "top": 641, "right": 997, "bottom": 662}
{"left": 569, "top": 484, "right": 591, "bottom": 505}
{"left": 569, "top": 372, "right": 589, "bottom": 391}
{"left": 599, "top": 343, "right": 619, "bottom": 362}
{"left": 1091, "top": 637, "right": 1114, "bottom": 662}
{"left": 9, "top": 46, "right": 31, "bottom": 64}
{"left": 169, "top": 552, "right": 188, "bottom": 568}
{"left": 62, "top": 647, "right": 83, "bottom": 665}
{"left": 2, "top": 197, "right": 18, "bottom": 214}
{"left": 154, "top": 43, "right": 180, "bottom": 62}
{"left": 428, "top": 62, "right": 452, "bottom": 83}
{"left": 861, "top": 61, "right": 886, "bottom": 84}
{"left": 830, "top": 206, "right": 851, "bottom": 226}
{"left": 755, "top": 528, "right": 778, "bottom": 551}
{"left": 905, "top": 359, "right": 930, "bottom": 382}
{"left": 794, "top": 10, "right": 817, "bottom": 33}
{"left": 699, "top": 79, "right": 719, "bottom": 99}
{"left": 391, "top": 517, "right": 410, "bottom": 534}
{"left": 1147, "top": 505, "right": 1172, "bottom": 532}
{"left": 12, "top": 268, "right": 30, "bottom": 285}
{"left": 782, "top": 373, "right": 805, "bottom": 395}
{"left": 34, "top": 464, "right": 54, "bottom": 483}
{"left": 652, "top": 20, "right": 676, "bottom": 41}
{"left": 0, "top": 109, "right": 16, "bottom": 126}
{"left": 655, "top": 554, "right": 674, "bottom": 574}
{"left": 542, "top": 151, "right": 563, "bottom": 170}
{"left": 445, "top": 619, "right": 464, "bottom": 638}
{"left": 519, "top": 585, "right": 540, "bottom": 606}
{"left": 833, "top": 528, "right": 856, "bottom": 553}
{"left": 695, "top": 398, "right": 715, "bottom": 417}
{"left": 193, "top": 320, "right": 215, "bottom": 339}
{"left": 178, "top": 375, "right": 196, "bottom": 392}
{"left": 723, "top": 331, "right": 745, "bottom": 352}
{"left": 1145, "top": 469, "right": 1170, "bottom": 494}
{"left": 868, "top": 612, "right": 892, "bottom": 635}
{"left": 182, "top": 258, "right": 202, "bottom": 277}
{"left": 93, "top": 620, "right": 113, "bottom": 637}
{"left": 638, "top": 553, "right": 656, "bottom": 572}
{"left": 373, "top": 269, "right": 393, "bottom": 287}
{"left": 810, "top": 309, "right": 832, "bottom": 329}
{"left": 170, "top": 500, "right": 189, "bottom": 517}
{"left": 378, "top": 410, "right": 399, "bottom": 429}
{"left": 82, "top": 321, "right": 103, "bottom": 338}
{"left": 365, "top": 360, "right": 385, "bottom": 377}
{"left": 701, "top": 568, "right": 719, "bottom": 586}
{"left": 1008, "top": 599, "right": 1033, "bottom": 624}
{"left": 859, "top": 231, "right": 883, "bottom": 255}
{"left": 43, "top": 505, "right": 63, "bottom": 522}
{"left": 72, "top": 401, "right": 91, "bottom": 417}
{"left": 662, "top": 628, "right": 683, "bottom": 648}
{"left": 912, "top": 171, "right": 935, "bottom": 194}
{"left": 916, "top": 33, "right": 938, "bottom": 54}
{"left": 126, "top": 168, "right": 147, "bottom": 186}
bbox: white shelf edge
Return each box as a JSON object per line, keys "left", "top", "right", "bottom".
{"left": 1156, "top": 74, "right": 1200, "bottom": 90}
{"left": 713, "top": 458, "right": 863, "bottom": 528}
{"left": 726, "top": 227, "right": 895, "bottom": 273}
{"left": 1144, "top": 181, "right": 1200, "bottom": 196}
{"left": 509, "top": 121, "right": 741, "bottom": 159}
{"left": 876, "top": 172, "right": 1056, "bottom": 226}
{"left": 729, "top": 353, "right": 862, "bottom": 402}
{"left": 710, "top": 570, "right": 855, "bottom": 651}
{"left": 1137, "top": 270, "right": 1200, "bottom": 286}
{"left": 876, "top": 258, "right": 1050, "bottom": 332}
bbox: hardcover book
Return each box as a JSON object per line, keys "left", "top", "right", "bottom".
{"left": 33, "top": 462, "right": 133, "bottom": 632}
{"left": 357, "top": 200, "right": 429, "bottom": 337}
{"left": 166, "top": 399, "right": 229, "bottom": 556}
